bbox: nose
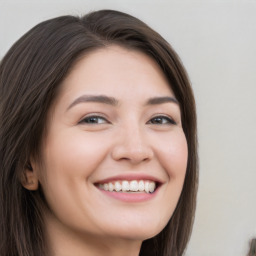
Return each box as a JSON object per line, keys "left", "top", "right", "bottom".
{"left": 111, "top": 125, "right": 154, "bottom": 165}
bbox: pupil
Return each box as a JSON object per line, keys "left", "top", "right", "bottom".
{"left": 88, "top": 117, "right": 98, "bottom": 123}
{"left": 153, "top": 118, "right": 162, "bottom": 124}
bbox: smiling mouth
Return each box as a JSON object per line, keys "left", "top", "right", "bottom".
{"left": 96, "top": 180, "right": 158, "bottom": 194}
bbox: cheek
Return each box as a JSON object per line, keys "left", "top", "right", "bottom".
{"left": 42, "top": 130, "right": 110, "bottom": 179}
{"left": 36, "top": 131, "right": 113, "bottom": 212}
{"left": 37, "top": 131, "right": 112, "bottom": 223}
{"left": 148, "top": 131, "right": 188, "bottom": 233}
{"left": 156, "top": 130, "right": 188, "bottom": 179}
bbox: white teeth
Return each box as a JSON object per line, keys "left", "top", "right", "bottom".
{"left": 98, "top": 180, "right": 157, "bottom": 193}
{"left": 144, "top": 181, "right": 156, "bottom": 193}
{"left": 114, "top": 181, "right": 122, "bottom": 192}
{"left": 138, "top": 180, "right": 144, "bottom": 191}
{"left": 130, "top": 180, "right": 139, "bottom": 192}
{"left": 108, "top": 182, "right": 114, "bottom": 192}
{"left": 149, "top": 182, "right": 156, "bottom": 193}
{"left": 144, "top": 181, "right": 149, "bottom": 193}
{"left": 103, "top": 183, "right": 109, "bottom": 191}
{"left": 122, "top": 181, "right": 129, "bottom": 192}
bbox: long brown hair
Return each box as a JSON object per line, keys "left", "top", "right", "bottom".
{"left": 0, "top": 10, "right": 198, "bottom": 256}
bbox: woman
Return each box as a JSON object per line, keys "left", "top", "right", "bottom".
{"left": 0, "top": 10, "right": 198, "bottom": 256}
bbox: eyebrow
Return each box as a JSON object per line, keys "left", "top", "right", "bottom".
{"left": 67, "top": 94, "right": 178, "bottom": 111}
{"left": 67, "top": 95, "right": 119, "bottom": 111}
{"left": 146, "top": 96, "right": 179, "bottom": 105}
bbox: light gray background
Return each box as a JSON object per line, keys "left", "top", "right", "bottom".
{"left": 1, "top": 0, "right": 255, "bottom": 255}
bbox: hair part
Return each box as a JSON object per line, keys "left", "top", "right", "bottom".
{"left": 0, "top": 10, "right": 198, "bottom": 256}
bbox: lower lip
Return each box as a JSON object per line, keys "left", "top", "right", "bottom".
{"left": 98, "top": 188, "right": 158, "bottom": 202}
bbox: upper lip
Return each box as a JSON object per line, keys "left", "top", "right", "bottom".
{"left": 94, "top": 174, "right": 164, "bottom": 184}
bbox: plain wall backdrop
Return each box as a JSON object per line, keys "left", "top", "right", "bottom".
{"left": 0, "top": 0, "right": 255, "bottom": 255}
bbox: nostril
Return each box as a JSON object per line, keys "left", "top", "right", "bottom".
{"left": 111, "top": 144, "right": 154, "bottom": 164}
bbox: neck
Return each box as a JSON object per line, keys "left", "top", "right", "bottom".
{"left": 45, "top": 212, "right": 142, "bottom": 256}
{"left": 50, "top": 235, "right": 141, "bottom": 256}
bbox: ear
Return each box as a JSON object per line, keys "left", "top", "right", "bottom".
{"left": 21, "top": 163, "right": 39, "bottom": 191}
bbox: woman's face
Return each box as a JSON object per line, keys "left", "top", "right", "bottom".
{"left": 34, "top": 45, "right": 188, "bottom": 243}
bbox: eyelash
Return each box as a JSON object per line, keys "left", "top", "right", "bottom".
{"left": 79, "top": 115, "right": 176, "bottom": 125}
{"left": 147, "top": 115, "right": 176, "bottom": 125}
{"left": 79, "top": 115, "right": 109, "bottom": 125}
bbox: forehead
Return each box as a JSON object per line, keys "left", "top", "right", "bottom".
{"left": 57, "top": 45, "right": 174, "bottom": 104}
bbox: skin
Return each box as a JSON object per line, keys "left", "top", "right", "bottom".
{"left": 25, "top": 45, "right": 188, "bottom": 256}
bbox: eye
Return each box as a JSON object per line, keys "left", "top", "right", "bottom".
{"left": 79, "top": 115, "right": 109, "bottom": 125}
{"left": 147, "top": 115, "right": 176, "bottom": 125}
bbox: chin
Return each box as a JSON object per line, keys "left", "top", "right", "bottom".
{"left": 102, "top": 220, "right": 166, "bottom": 241}
{"left": 118, "top": 229, "right": 161, "bottom": 241}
